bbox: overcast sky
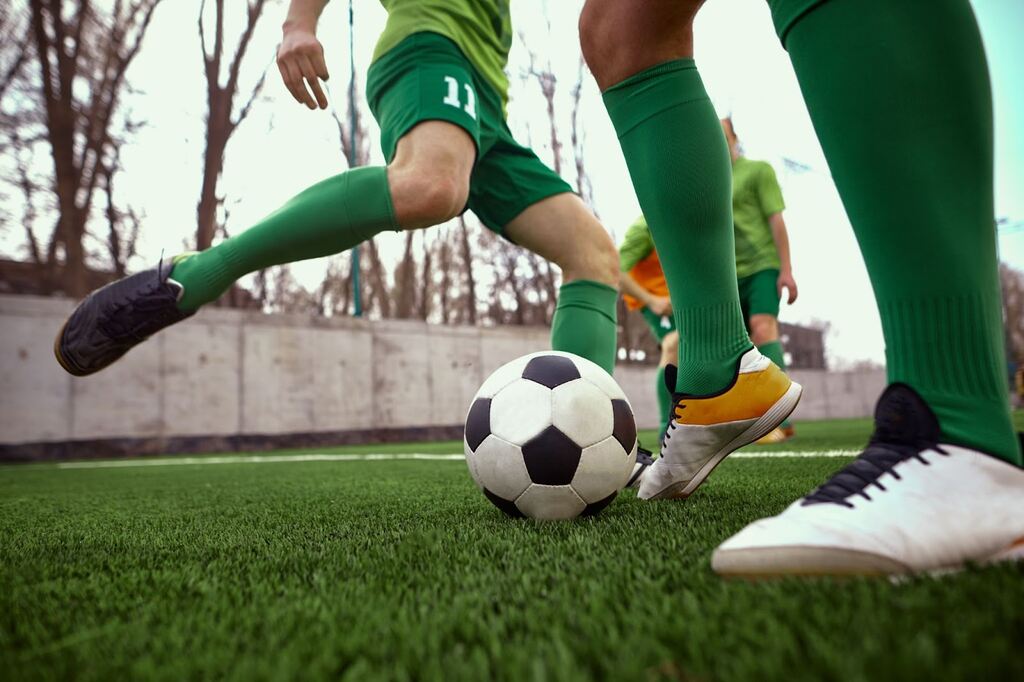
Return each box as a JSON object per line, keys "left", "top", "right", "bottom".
{"left": 8, "top": 0, "right": 1023, "bottom": 366}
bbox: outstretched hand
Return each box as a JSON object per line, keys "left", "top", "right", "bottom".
{"left": 277, "top": 28, "right": 329, "bottom": 110}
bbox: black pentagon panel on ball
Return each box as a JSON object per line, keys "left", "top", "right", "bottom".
{"left": 581, "top": 491, "right": 618, "bottom": 517}
{"left": 521, "top": 354, "right": 581, "bottom": 389}
{"left": 611, "top": 399, "right": 637, "bottom": 452}
{"left": 484, "top": 488, "right": 525, "bottom": 518}
{"left": 521, "top": 425, "right": 583, "bottom": 485}
{"left": 464, "top": 398, "right": 491, "bottom": 452}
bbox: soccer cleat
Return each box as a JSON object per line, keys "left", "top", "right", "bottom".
{"left": 626, "top": 447, "right": 655, "bottom": 489}
{"left": 712, "top": 383, "right": 1024, "bottom": 577}
{"left": 54, "top": 258, "right": 195, "bottom": 376}
{"left": 638, "top": 347, "right": 802, "bottom": 500}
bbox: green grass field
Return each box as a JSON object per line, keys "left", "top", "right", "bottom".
{"left": 2, "top": 414, "right": 1023, "bottom": 681}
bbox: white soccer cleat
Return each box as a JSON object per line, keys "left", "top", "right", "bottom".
{"left": 639, "top": 347, "right": 802, "bottom": 500}
{"left": 712, "top": 383, "right": 1024, "bottom": 577}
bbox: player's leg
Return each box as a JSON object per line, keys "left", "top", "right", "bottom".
{"left": 713, "top": 0, "right": 1024, "bottom": 577}
{"left": 744, "top": 269, "right": 794, "bottom": 440}
{"left": 657, "top": 330, "right": 679, "bottom": 437}
{"left": 580, "top": 0, "right": 801, "bottom": 500}
{"left": 55, "top": 34, "right": 480, "bottom": 376}
{"left": 501, "top": 193, "right": 619, "bottom": 375}
{"left": 170, "top": 120, "right": 473, "bottom": 311}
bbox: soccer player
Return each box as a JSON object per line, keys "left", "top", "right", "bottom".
{"left": 581, "top": 0, "right": 1024, "bottom": 574}
{"left": 54, "top": 1, "right": 620, "bottom": 384}
{"left": 721, "top": 117, "right": 798, "bottom": 443}
{"left": 618, "top": 214, "right": 678, "bottom": 441}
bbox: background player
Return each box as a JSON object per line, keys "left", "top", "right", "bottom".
{"left": 618, "top": 214, "right": 678, "bottom": 443}
{"left": 721, "top": 116, "right": 798, "bottom": 442}
{"left": 54, "top": 1, "right": 621, "bottom": 383}
{"left": 581, "top": 0, "right": 1024, "bottom": 574}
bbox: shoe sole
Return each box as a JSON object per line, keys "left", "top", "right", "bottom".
{"left": 646, "top": 380, "right": 804, "bottom": 501}
{"left": 53, "top": 318, "right": 89, "bottom": 377}
{"left": 712, "top": 536, "right": 1024, "bottom": 579}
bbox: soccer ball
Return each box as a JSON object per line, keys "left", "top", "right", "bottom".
{"left": 463, "top": 351, "right": 638, "bottom": 520}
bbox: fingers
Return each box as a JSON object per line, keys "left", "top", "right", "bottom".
{"left": 299, "top": 53, "right": 328, "bottom": 109}
{"left": 278, "top": 58, "right": 316, "bottom": 109}
{"left": 789, "top": 285, "right": 798, "bottom": 305}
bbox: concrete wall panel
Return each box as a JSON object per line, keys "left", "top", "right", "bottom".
{"left": 0, "top": 295, "right": 891, "bottom": 449}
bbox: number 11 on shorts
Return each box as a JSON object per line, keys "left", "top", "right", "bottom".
{"left": 442, "top": 75, "right": 477, "bottom": 120}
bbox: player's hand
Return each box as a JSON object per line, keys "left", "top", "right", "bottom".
{"left": 778, "top": 270, "right": 798, "bottom": 305}
{"left": 277, "top": 27, "right": 329, "bottom": 110}
{"left": 647, "top": 296, "right": 672, "bottom": 317}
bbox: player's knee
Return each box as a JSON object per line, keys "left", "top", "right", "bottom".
{"left": 391, "top": 169, "right": 469, "bottom": 229}
{"left": 749, "top": 316, "right": 779, "bottom": 346}
{"left": 560, "top": 227, "right": 619, "bottom": 288}
{"left": 579, "top": 1, "right": 622, "bottom": 86}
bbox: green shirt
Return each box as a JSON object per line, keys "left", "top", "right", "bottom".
{"left": 373, "top": 0, "right": 512, "bottom": 104}
{"left": 618, "top": 216, "right": 655, "bottom": 272}
{"left": 732, "top": 156, "right": 785, "bottom": 278}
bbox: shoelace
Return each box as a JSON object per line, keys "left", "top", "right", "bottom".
{"left": 802, "top": 437, "right": 948, "bottom": 508}
{"left": 662, "top": 400, "right": 686, "bottom": 441}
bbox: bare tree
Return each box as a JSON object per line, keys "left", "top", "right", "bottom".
{"left": 195, "top": 0, "right": 270, "bottom": 251}
{"left": 1001, "top": 262, "right": 1024, "bottom": 364}
{"left": 17, "top": 0, "right": 162, "bottom": 297}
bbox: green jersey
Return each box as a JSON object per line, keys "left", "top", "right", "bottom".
{"left": 373, "top": 0, "right": 512, "bottom": 104}
{"left": 732, "top": 156, "right": 785, "bottom": 278}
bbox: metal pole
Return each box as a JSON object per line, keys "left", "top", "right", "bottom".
{"left": 348, "top": 0, "right": 362, "bottom": 316}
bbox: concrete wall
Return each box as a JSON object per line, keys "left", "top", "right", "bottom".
{"left": 0, "top": 295, "right": 885, "bottom": 455}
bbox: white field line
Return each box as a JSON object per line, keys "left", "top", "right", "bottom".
{"left": 52, "top": 449, "right": 858, "bottom": 470}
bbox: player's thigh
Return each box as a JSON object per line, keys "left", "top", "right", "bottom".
{"left": 580, "top": 0, "right": 704, "bottom": 89}
{"left": 367, "top": 34, "right": 481, "bottom": 228}
{"left": 503, "top": 193, "right": 618, "bottom": 286}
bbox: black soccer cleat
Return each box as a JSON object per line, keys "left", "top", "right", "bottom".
{"left": 626, "top": 447, "right": 655, "bottom": 489}
{"left": 54, "top": 259, "right": 195, "bottom": 376}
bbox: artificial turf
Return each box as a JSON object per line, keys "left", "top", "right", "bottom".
{"left": 2, "top": 416, "right": 1022, "bottom": 681}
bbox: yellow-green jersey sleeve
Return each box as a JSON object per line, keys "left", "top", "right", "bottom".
{"left": 757, "top": 162, "right": 786, "bottom": 216}
{"left": 619, "top": 216, "right": 655, "bottom": 272}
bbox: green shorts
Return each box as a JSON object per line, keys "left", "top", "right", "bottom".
{"left": 737, "top": 267, "right": 781, "bottom": 321}
{"left": 366, "top": 32, "right": 572, "bottom": 234}
{"left": 641, "top": 307, "right": 676, "bottom": 342}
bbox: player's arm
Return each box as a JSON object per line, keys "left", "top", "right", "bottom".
{"left": 757, "top": 163, "right": 797, "bottom": 305}
{"left": 769, "top": 212, "right": 797, "bottom": 304}
{"left": 619, "top": 216, "right": 671, "bottom": 315}
{"left": 620, "top": 271, "right": 670, "bottom": 315}
{"left": 279, "top": 0, "right": 331, "bottom": 110}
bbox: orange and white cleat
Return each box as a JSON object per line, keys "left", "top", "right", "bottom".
{"left": 638, "top": 347, "right": 802, "bottom": 500}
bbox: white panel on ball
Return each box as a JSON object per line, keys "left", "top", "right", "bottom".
{"left": 571, "top": 436, "right": 634, "bottom": 503}
{"left": 471, "top": 435, "right": 534, "bottom": 501}
{"left": 489, "top": 379, "right": 552, "bottom": 444}
{"left": 475, "top": 354, "right": 533, "bottom": 399}
{"left": 515, "top": 484, "right": 587, "bottom": 521}
{"left": 550, "top": 379, "right": 614, "bottom": 448}
{"left": 578, "top": 363, "right": 627, "bottom": 401}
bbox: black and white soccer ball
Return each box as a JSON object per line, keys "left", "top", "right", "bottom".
{"left": 463, "top": 351, "right": 638, "bottom": 520}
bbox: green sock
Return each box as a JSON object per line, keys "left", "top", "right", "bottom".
{"left": 551, "top": 280, "right": 618, "bottom": 375}
{"left": 603, "top": 61, "right": 750, "bottom": 395}
{"left": 781, "top": 0, "right": 1020, "bottom": 464}
{"left": 172, "top": 167, "right": 396, "bottom": 310}
{"left": 758, "top": 341, "right": 791, "bottom": 429}
{"left": 655, "top": 365, "right": 672, "bottom": 432}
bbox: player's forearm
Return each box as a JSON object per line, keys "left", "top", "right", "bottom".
{"left": 619, "top": 272, "right": 654, "bottom": 306}
{"left": 284, "top": 0, "right": 328, "bottom": 33}
{"left": 769, "top": 213, "right": 793, "bottom": 273}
